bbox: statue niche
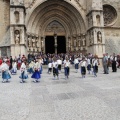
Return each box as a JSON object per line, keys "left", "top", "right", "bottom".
{"left": 97, "top": 31, "right": 102, "bottom": 43}
{"left": 14, "top": 11, "right": 19, "bottom": 23}
{"left": 32, "top": 36, "right": 36, "bottom": 47}
{"left": 14, "top": 30, "right": 20, "bottom": 44}
{"left": 28, "top": 36, "right": 32, "bottom": 47}
{"left": 96, "top": 15, "right": 100, "bottom": 26}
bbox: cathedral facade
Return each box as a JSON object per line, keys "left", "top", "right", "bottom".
{"left": 0, "top": 0, "right": 120, "bottom": 57}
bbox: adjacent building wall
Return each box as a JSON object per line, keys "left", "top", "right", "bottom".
{"left": 0, "top": 0, "right": 10, "bottom": 43}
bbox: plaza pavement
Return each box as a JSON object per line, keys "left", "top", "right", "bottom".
{"left": 0, "top": 65, "right": 120, "bottom": 120}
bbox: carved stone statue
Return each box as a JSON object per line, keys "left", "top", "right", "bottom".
{"left": 82, "top": 36, "right": 86, "bottom": 46}
{"left": 28, "top": 36, "right": 32, "bottom": 47}
{"left": 15, "top": 30, "right": 20, "bottom": 44}
{"left": 97, "top": 31, "right": 102, "bottom": 43}
{"left": 73, "top": 36, "right": 76, "bottom": 47}
{"left": 32, "top": 36, "right": 36, "bottom": 47}
{"left": 36, "top": 37, "right": 39, "bottom": 48}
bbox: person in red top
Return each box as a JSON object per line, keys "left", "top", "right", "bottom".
{"left": 22, "top": 55, "right": 27, "bottom": 65}
{"left": 0, "top": 57, "right": 2, "bottom": 65}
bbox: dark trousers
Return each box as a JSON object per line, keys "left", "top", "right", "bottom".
{"left": 112, "top": 61, "right": 117, "bottom": 72}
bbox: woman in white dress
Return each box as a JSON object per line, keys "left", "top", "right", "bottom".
{"left": 1, "top": 59, "right": 11, "bottom": 83}
{"left": 19, "top": 61, "right": 28, "bottom": 83}
{"left": 11, "top": 61, "right": 17, "bottom": 75}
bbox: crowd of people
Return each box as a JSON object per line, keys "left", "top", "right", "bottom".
{"left": 0, "top": 52, "right": 120, "bottom": 83}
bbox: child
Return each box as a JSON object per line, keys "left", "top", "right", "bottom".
{"left": 74, "top": 56, "right": 79, "bottom": 73}
{"left": 79, "top": 57, "right": 87, "bottom": 78}
{"left": 92, "top": 55, "right": 99, "bottom": 77}
{"left": 31, "top": 59, "right": 41, "bottom": 83}
{"left": 64, "top": 57, "right": 70, "bottom": 79}
{"left": 1, "top": 59, "right": 11, "bottom": 83}
{"left": 48, "top": 61, "right": 52, "bottom": 74}
{"left": 11, "top": 61, "right": 17, "bottom": 75}
{"left": 19, "top": 61, "right": 28, "bottom": 83}
{"left": 52, "top": 57, "right": 59, "bottom": 80}
{"left": 57, "top": 57, "right": 62, "bottom": 73}
{"left": 27, "top": 60, "right": 34, "bottom": 74}
{"left": 87, "top": 57, "right": 91, "bottom": 74}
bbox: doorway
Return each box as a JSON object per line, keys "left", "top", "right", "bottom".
{"left": 45, "top": 36, "right": 55, "bottom": 54}
{"left": 57, "top": 36, "right": 66, "bottom": 54}
{"left": 45, "top": 36, "right": 66, "bottom": 54}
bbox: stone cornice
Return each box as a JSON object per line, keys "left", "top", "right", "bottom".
{"left": 104, "top": 26, "right": 120, "bottom": 29}
{"left": 26, "top": 0, "right": 37, "bottom": 9}
{"left": 87, "top": 26, "right": 104, "bottom": 31}
{"left": 74, "top": 0, "right": 86, "bottom": 12}
{"left": 86, "top": 10, "right": 103, "bottom": 16}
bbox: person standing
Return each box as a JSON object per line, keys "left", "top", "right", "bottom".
{"left": 38, "top": 56, "right": 43, "bottom": 74}
{"left": 31, "top": 59, "right": 41, "bottom": 83}
{"left": 52, "top": 57, "right": 59, "bottom": 80}
{"left": 1, "top": 59, "right": 11, "bottom": 83}
{"left": 74, "top": 56, "right": 79, "bottom": 73}
{"left": 102, "top": 54, "right": 108, "bottom": 74}
{"left": 0, "top": 57, "right": 3, "bottom": 76}
{"left": 9, "top": 56, "right": 13, "bottom": 70}
{"left": 79, "top": 57, "right": 87, "bottom": 78}
{"left": 111, "top": 53, "right": 117, "bottom": 72}
{"left": 27, "top": 60, "right": 35, "bottom": 74}
{"left": 64, "top": 57, "right": 70, "bottom": 79}
{"left": 11, "top": 61, "right": 17, "bottom": 75}
{"left": 19, "top": 61, "right": 28, "bottom": 83}
{"left": 87, "top": 57, "right": 91, "bottom": 74}
{"left": 48, "top": 61, "right": 52, "bottom": 74}
{"left": 92, "top": 55, "right": 99, "bottom": 77}
{"left": 57, "top": 57, "right": 62, "bottom": 73}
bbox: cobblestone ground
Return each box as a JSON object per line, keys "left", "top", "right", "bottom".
{"left": 0, "top": 66, "right": 120, "bottom": 120}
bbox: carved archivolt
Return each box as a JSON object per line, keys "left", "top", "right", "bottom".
{"left": 24, "top": 0, "right": 37, "bottom": 8}
{"left": 74, "top": 0, "right": 86, "bottom": 12}
{"left": 103, "top": 5, "right": 117, "bottom": 26}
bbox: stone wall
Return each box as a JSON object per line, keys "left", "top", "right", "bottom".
{"left": 105, "top": 28, "right": 120, "bottom": 54}
{"left": 0, "top": 0, "right": 10, "bottom": 44}
{"left": 103, "top": 0, "right": 120, "bottom": 54}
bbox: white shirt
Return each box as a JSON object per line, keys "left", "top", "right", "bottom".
{"left": 57, "top": 59, "right": 62, "bottom": 65}
{"left": 64, "top": 61, "right": 70, "bottom": 67}
{"left": 93, "top": 59, "right": 99, "bottom": 66}
{"left": 52, "top": 61, "right": 58, "bottom": 68}
{"left": 13, "top": 62, "right": 17, "bottom": 69}
{"left": 20, "top": 62, "right": 26, "bottom": 72}
{"left": 39, "top": 59, "right": 43, "bottom": 64}
{"left": 80, "top": 61, "right": 87, "bottom": 67}
{"left": 48, "top": 63, "right": 52, "bottom": 68}
{"left": 0, "top": 63, "right": 9, "bottom": 71}
{"left": 74, "top": 59, "right": 79, "bottom": 64}
{"left": 110, "top": 56, "right": 117, "bottom": 61}
{"left": 87, "top": 58, "right": 91, "bottom": 65}
{"left": 34, "top": 62, "right": 40, "bottom": 69}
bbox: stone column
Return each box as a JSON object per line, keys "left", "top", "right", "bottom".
{"left": 78, "top": 35, "right": 81, "bottom": 50}
{"left": 54, "top": 33, "right": 57, "bottom": 54}
{"left": 41, "top": 36, "right": 44, "bottom": 52}
{"left": 68, "top": 36, "right": 71, "bottom": 52}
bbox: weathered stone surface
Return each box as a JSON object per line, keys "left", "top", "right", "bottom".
{"left": 0, "top": 0, "right": 120, "bottom": 56}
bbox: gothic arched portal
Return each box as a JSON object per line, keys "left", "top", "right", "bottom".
{"left": 26, "top": 0, "right": 86, "bottom": 54}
